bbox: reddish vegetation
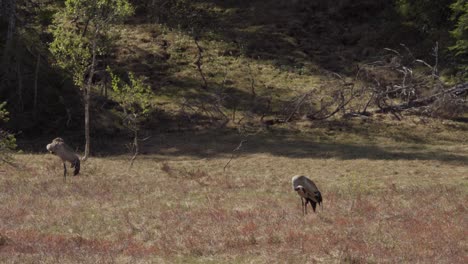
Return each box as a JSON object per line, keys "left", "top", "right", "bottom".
{"left": 0, "top": 229, "right": 158, "bottom": 257}
{"left": 1, "top": 136, "right": 467, "bottom": 263}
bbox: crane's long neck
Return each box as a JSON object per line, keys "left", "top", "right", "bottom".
{"left": 294, "top": 186, "right": 307, "bottom": 198}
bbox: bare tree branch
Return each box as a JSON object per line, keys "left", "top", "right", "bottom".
{"left": 194, "top": 38, "right": 208, "bottom": 89}
{"left": 223, "top": 139, "right": 247, "bottom": 172}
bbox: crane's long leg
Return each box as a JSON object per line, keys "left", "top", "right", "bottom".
{"left": 304, "top": 199, "right": 309, "bottom": 215}
{"left": 301, "top": 198, "right": 305, "bottom": 215}
{"left": 311, "top": 201, "right": 317, "bottom": 212}
{"left": 63, "top": 162, "right": 67, "bottom": 182}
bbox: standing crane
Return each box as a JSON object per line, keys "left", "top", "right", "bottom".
{"left": 46, "top": 137, "right": 80, "bottom": 181}
{"left": 292, "top": 175, "right": 322, "bottom": 215}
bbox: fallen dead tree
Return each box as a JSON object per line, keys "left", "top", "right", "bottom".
{"left": 349, "top": 45, "right": 468, "bottom": 120}
{"left": 275, "top": 49, "right": 466, "bottom": 123}
{"left": 376, "top": 82, "right": 468, "bottom": 113}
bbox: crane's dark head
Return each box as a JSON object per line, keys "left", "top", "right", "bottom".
{"left": 46, "top": 137, "right": 65, "bottom": 154}
{"left": 294, "top": 185, "right": 306, "bottom": 195}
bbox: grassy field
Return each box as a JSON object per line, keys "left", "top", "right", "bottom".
{"left": 1, "top": 118, "right": 467, "bottom": 263}
{"left": 1, "top": 1, "right": 466, "bottom": 262}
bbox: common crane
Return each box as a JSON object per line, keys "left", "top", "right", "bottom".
{"left": 46, "top": 137, "right": 80, "bottom": 181}
{"left": 292, "top": 175, "right": 322, "bottom": 215}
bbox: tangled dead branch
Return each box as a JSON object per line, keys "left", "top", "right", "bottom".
{"left": 376, "top": 82, "right": 468, "bottom": 117}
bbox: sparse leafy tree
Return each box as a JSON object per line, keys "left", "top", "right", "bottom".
{"left": 108, "top": 68, "right": 153, "bottom": 167}
{"left": 49, "top": 0, "right": 134, "bottom": 161}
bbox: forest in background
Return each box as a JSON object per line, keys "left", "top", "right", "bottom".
{"left": 0, "top": 0, "right": 467, "bottom": 156}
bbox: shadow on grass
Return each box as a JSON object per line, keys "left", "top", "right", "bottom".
{"left": 17, "top": 128, "right": 468, "bottom": 165}
{"left": 141, "top": 130, "right": 468, "bottom": 164}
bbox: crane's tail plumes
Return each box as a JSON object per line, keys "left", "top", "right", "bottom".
{"left": 316, "top": 191, "right": 323, "bottom": 211}
{"left": 311, "top": 201, "right": 317, "bottom": 212}
{"left": 71, "top": 159, "right": 80, "bottom": 176}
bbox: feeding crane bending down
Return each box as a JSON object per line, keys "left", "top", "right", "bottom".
{"left": 292, "top": 175, "right": 322, "bottom": 215}
{"left": 46, "top": 137, "right": 80, "bottom": 181}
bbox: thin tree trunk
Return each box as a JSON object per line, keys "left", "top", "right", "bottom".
{"left": 2, "top": 0, "right": 16, "bottom": 66}
{"left": 82, "top": 29, "right": 98, "bottom": 161}
{"left": 16, "top": 58, "right": 23, "bottom": 112}
{"left": 194, "top": 38, "right": 208, "bottom": 89}
{"left": 83, "top": 88, "right": 90, "bottom": 160}
{"left": 7, "top": 0, "right": 15, "bottom": 40}
{"left": 129, "top": 127, "right": 138, "bottom": 168}
{"left": 104, "top": 82, "right": 108, "bottom": 97}
{"left": 33, "top": 53, "right": 40, "bottom": 120}
{"left": 432, "top": 41, "right": 438, "bottom": 78}
{"left": 247, "top": 64, "right": 256, "bottom": 99}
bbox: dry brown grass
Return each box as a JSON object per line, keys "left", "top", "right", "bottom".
{"left": 1, "top": 121, "right": 467, "bottom": 263}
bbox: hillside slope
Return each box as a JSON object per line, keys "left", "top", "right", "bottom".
{"left": 1, "top": 0, "right": 465, "bottom": 148}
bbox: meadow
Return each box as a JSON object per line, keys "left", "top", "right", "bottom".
{"left": 1, "top": 118, "right": 467, "bottom": 263}
{"left": 1, "top": 1, "right": 467, "bottom": 263}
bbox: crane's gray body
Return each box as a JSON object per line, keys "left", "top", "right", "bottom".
{"left": 47, "top": 137, "right": 80, "bottom": 180}
{"left": 292, "top": 175, "right": 322, "bottom": 214}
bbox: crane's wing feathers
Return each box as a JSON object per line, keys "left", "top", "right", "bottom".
{"left": 61, "top": 142, "right": 75, "bottom": 153}
{"left": 304, "top": 189, "right": 321, "bottom": 203}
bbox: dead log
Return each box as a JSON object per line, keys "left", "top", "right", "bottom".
{"left": 376, "top": 82, "right": 468, "bottom": 113}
